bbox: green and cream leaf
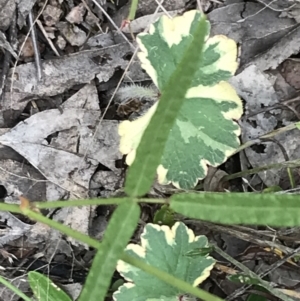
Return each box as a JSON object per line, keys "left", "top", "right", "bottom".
{"left": 113, "top": 222, "right": 215, "bottom": 301}
{"left": 119, "top": 10, "right": 243, "bottom": 189}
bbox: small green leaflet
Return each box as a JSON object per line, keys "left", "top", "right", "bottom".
{"left": 113, "top": 222, "right": 215, "bottom": 301}
{"left": 153, "top": 204, "right": 175, "bottom": 226}
{"left": 28, "top": 271, "right": 72, "bottom": 301}
{"left": 119, "top": 10, "right": 242, "bottom": 189}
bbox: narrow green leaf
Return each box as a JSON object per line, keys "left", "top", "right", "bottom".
{"left": 22, "top": 208, "right": 101, "bottom": 249}
{"left": 170, "top": 192, "right": 300, "bottom": 226}
{"left": 78, "top": 199, "right": 140, "bottom": 301}
{"left": 124, "top": 13, "right": 208, "bottom": 197}
{"left": 28, "top": 271, "right": 71, "bottom": 301}
{"left": 0, "top": 275, "right": 32, "bottom": 301}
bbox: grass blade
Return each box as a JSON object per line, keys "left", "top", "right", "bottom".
{"left": 28, "top": 271, "right": 71, "bottom": 301}
{"left": 171, "top": 192, "right": 300, "bottom": 226}
{"left": 0, "top": 275, "right": 32, "bottom": 301}
{"left": 78, "top": 199, "right": 140, "bottom": 301}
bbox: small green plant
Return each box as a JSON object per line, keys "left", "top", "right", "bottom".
{"left": 0, "top": 6, "right": 299, "bottom": 301}
{"left": 113, "top": 222, "right": 215, "bottom": 301}
{"left": 153, "top": 204, "right": 175, "bottom": 226}
{"left": 119, "top": 10, "right": 242, "bottom": 190}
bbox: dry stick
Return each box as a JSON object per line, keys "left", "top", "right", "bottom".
{"left": 236, "top": 99, "right": 300, "bottom": 188}
{"left": 245, "top": 96, "right": 300, "bottom": 122}
{"left": 155, "top": 0, "right": 171, "bottom": 17}
{"left": 9, "top": 0, "right": 48, "bottom": 109}
{"left": 226, "top": 245, "right": 300, "bottom": 301}
{"left": 81, "top": 0, "right": 103, "bottom": 32}
{"left": 222, "top": 158, "right": 300, "bottom": 182}
{"left": 36, "top": 20, "right": 60, "bottom": 57}
{"left": 224, "top": 137, "right": 296, "bottom": 185}
{"left": 196, "top": 0, "right": 203, "bottom": 13}
{"left": 28, "top": 11, "right": 43, "bottom": 81}
{"left": 214, "top": 245, "right": 294, "bottom": 301}
{"left": 265, "top": 138, "right": 295, "bottom": 188}
{"left": 223, "top": 122, "right": 299, "bottom": 183}
{"left": 260, "top": 245, "right": 300, "bottom": 278}
{"left": 0, "top": 11, "right": 16, "bottom": 100}
{"left": 234, "top": 122, "right": 297, "bottom": 155}
{"left": 254, "top": 0, "right": 296, "bottom": 12}
{"left": 185, "top": 220, "right": 295, "bottom": 254}
{"left": 237, "top": 0, "right": 286, "bottom": 23}
{"left": 91, "top": 0, "right": 135, "bottom": 50}
{"left": 0, "top": 49, "right": 12, "bottom": 101}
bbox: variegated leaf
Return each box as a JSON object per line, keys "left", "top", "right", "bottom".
{"left": 113, "top": 222, "right": 215, "bottom": 301}
{"left": 119, "top": 10, "right": 242, "bottom": 189}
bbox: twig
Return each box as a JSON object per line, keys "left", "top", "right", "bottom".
{"left": 155, "top": 0, "right": 171, "bottom": 17}
{"left": 36, "top": 20, "right": 60, "bottom": 57}
{"left": 0, "top": 32, "right": 17, "bottom": 59}
{"left": 245, "top": 95, "right": 300, "bottom": 119}
{"left": 237, "top": 0, "right": 295, "bottom": 23}
{"left": 0, "top": 49, "right": 11, "bottom": 101}
{"left": 196, "top": 0, "right": 204, "bottom": 13}
{"left": 214, "top": 245, "right": 294, "bottom": 301}
{"left": 235, "top": 122, "right": 298, "bottom": 155}
{"left": 10, "top": 0, "right": 49, "bottom": 108}
{"left": 254, "top": 0, "right": 296, "bottom": 12}
{"left": 28, "top": 11, "right": 42, "bottom": 81}
{"left": 226, "top": 245, "right": 300, "bottom": 300}
{"left": 184, "top": 220, "right": 295, "bottom": 254}
{"left": 222, "top": 158, "right": 300, "bottom": 182}
{"left": 91, "top": 0, "right": 135, "bottom": 50}
{"left": 80, "top": 0, "right": 102, "bottom": 32}
{"left": 0, "top": 11, "right": 16, "bottom": 100}
{"left": 260, "top": 245, "right": 300, "bottom": 278}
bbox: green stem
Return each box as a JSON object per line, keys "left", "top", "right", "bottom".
{"left": 0, "top": 276, "right": 32, "bottom": 301}
{"left": 0, "top": 203, "right": 22, "bottom": 213}
{"left": 34, "top": 198, "right": 165, "bottom": 210}
{"left": 22, "top": 209, "right": 100, "bottom": 249}
{"left": 128, "top": 0, "right": 139, "bottom": 21}
{"left": 287, "top": 167, "right": 296, "bottom": 188}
